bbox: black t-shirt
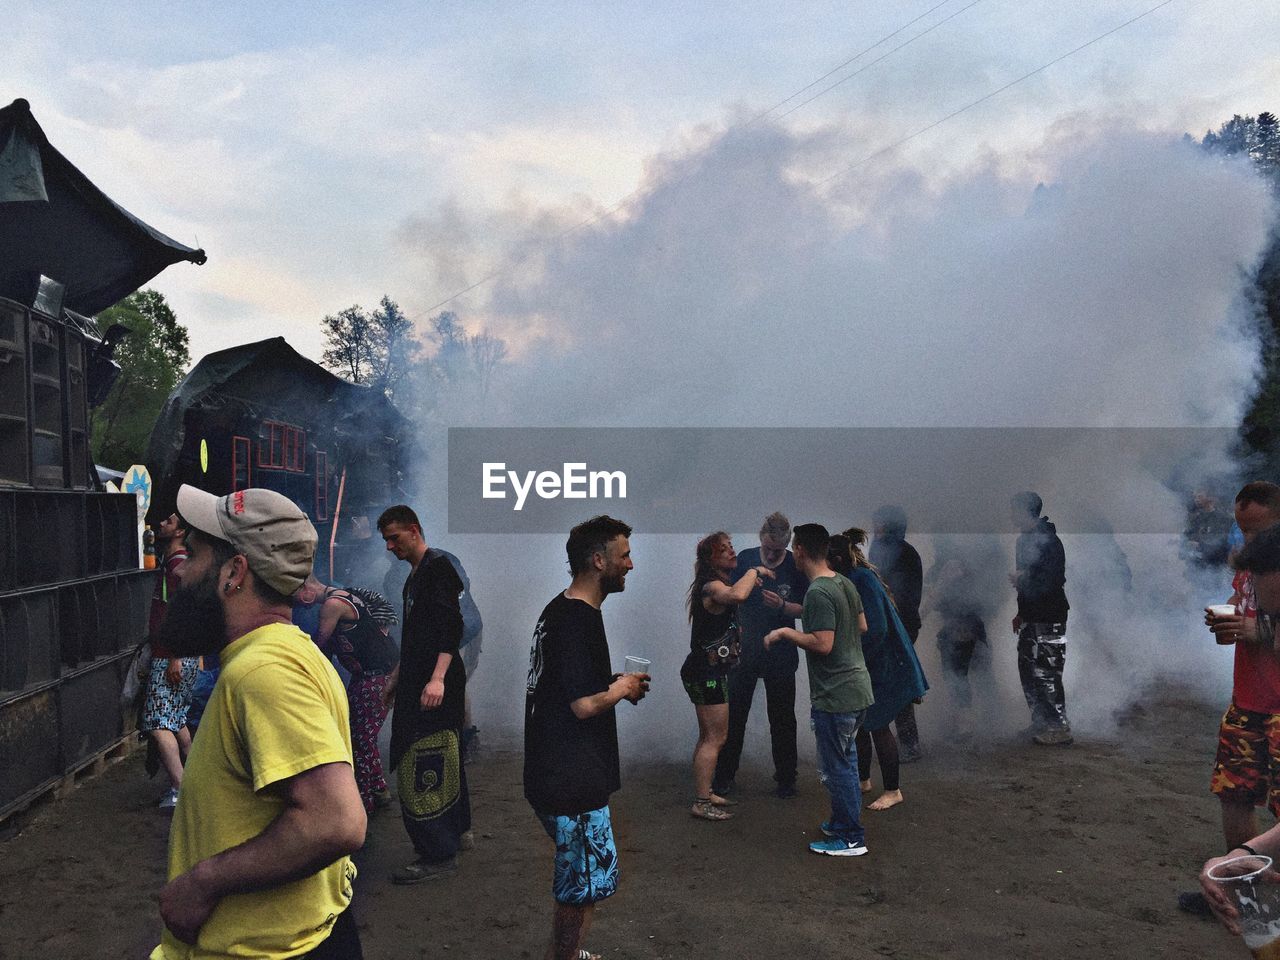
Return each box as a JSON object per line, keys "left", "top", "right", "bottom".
{"left": 389, "top": 553, "right": 466, "bottom": 770}
{"left": 523, "top": 593, "right": 621, "bottom": 816}
{"left": 735, "top": 547, "right": 808, "bottom": 669}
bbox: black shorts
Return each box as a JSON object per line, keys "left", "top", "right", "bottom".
{"left": 683, "top": 675, "right": 729, "bottom": 706}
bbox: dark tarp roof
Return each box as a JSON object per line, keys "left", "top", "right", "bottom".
{"left": 145, "top": 337, "right": 406, "bottom": 503}
{"left": 0, "top": 98, "right": 206, "bottom": 315}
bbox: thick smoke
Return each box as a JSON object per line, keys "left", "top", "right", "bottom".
{"left": 399, "top": 117, "right": 1275, "bottom": 761}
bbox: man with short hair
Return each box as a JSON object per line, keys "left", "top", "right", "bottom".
{"left": 524, "top": 515, "right": 649, "bottom": 960}
{"left": 377, "top": 504, "right": 471, "bottom": 884}
{"left": 1009, "top": 491, "right": 1072, "bottom": 746}
{"left": 713, "top": 511, "right": 807, "bottom": 799}
{"left": 1184, "top": 482, "right": 1280, "bottom": 917}
{"left": 1200, "top": 521, "right": 1280, "bottom": 943}
{"left": 150, "top": 486, "right": 366, "bottom": 960}
{"left": 764, "top": 523, "right": 873, "bottom": 856}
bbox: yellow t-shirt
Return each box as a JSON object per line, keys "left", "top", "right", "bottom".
{"left": 151, "top": 622, "right": 356, "bottom": 960}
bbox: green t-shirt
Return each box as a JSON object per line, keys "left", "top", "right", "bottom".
{"left": 801, "top": 573, "right": 874, "bottom": 714}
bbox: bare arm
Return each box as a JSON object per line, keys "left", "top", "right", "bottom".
{"left": 704, "top": 567, "right": 771, "bottom": 607}
{"left": 421, "top": 652, "right": 453, "bottom": 709}
{"left": 158, "top": 762, "right": 366, "bottom": 944}
{"left": 570, "top": 674, "right": 648, "bottom": 719}
{"left": 764, "top": 627, "right": 835, "bottom": 656}
{"left": 315, "top": 596, "right": 358, "bottom": 651}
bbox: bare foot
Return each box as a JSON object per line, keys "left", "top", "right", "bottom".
{"left": 868, "top": 789, "right": 904, "bottom": 811}
{"left": 860, "top": 779, "right": 872, "bottom": 792}
{"left": 691, "top": 800, "right": 734, "bottom": 820}
{"left": 709, "top": 793, "right": 738, "bottom": 807}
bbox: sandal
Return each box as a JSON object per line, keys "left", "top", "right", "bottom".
{"left": 578, "top": 951, "right": 601, "bottom": 960}
{"left": 708, "top": 793, "right": 738, "bottom": 807}
{"left": 691, "top": 799, "right": 735, "bottom": 821}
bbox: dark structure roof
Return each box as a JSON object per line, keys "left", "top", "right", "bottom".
{"left": 145, "top": 336, "right": 406, "bottom": 509}
{"left": 0, "top": 98, "right": 206, "bottom": 315}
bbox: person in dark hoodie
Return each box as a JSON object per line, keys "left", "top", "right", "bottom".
{"left": 869, "top": 505, "right": 924, "bottom": 762}
{"left": 1009, "top": 491, "right": 1072, "bottom": 746}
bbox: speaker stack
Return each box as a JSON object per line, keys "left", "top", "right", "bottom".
{"left": 0, "top": 291, "right": 153, "bottom": 820}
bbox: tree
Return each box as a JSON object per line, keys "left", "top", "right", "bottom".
{"left": 90, "top": 289, "right": 190, "bottom": 467}
{"left": 420, "top": 311, "right": 509, "bottom": 396}
{"left": 369, "top": 295, "right": 415, "bottom": 396}
{"left": 1202, "top": 113, "right": 1280, "bottom": 466}
{"left": 320, "top": 296, "right": 417, "bottom": 396}
{"left": 321, "top": 305, "right": 376, "bottom": 383}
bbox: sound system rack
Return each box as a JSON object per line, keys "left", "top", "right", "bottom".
{"left": 0, "top": 294, "right": 152, "bottom": 821}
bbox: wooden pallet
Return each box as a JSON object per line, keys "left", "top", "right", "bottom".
{"left": 1, "top": 735, "right": 138, "bottom": 838}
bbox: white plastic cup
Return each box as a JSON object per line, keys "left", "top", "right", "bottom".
{"left": 1206, "top": 855, "right": 1280, "bottom": 958}
{"left": 624, "top": 656, "right": 651, "bottom": 676}
{"left": 1209, "top": 604, "right": 1240, "bottom": 620}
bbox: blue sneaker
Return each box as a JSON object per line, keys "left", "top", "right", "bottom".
{"left": 809, "top": 837, "right": 868, "bottom": 857}
{"left": 820, "top": 820, "right": 835, "bottom": 837}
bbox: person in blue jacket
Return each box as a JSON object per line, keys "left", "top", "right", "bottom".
{"left": 830, "top": 529, "right": 928, "bottom": 811}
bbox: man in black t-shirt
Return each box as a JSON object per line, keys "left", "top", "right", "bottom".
{"left": 377, "top": 504, "right": 471, "bottom": 885}
{"left": 524, "top": 516, "right": 649, "bottom": 960}
{"left": 712, "top": 511, "right": 808, "bottom": 799}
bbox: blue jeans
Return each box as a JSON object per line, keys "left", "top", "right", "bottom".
{"left": 811, "top": 707, "right": 867, "bottom": 845}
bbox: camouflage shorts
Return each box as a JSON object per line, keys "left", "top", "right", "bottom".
{"left": 1209, "top": 703, "right": 1280, "bottom": 814}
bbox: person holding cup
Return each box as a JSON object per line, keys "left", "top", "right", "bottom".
{"left": 681, "top": 532, "right": 773, "bottom": 821}
{"left": 1200, "top": 522, "right": 1280, "bottom": 951}
{"left": 1183, "top": 483, "right": 1280, "bottom": 919}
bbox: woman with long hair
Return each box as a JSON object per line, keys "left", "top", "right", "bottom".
{"left": 829, "top": 529, "right": 928, "bottom": 811}
{"left": 681, "top": 531, "right": 774, "bottom": 821}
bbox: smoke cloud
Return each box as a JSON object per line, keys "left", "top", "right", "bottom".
{"left": 394, "top": 115, "right": 1275, "bottom": 762}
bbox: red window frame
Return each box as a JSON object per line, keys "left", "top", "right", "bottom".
{"left": 258, "top": 421, "right": 306, "bottom": 472}
{"left": 231, "top": 435, "right": 252, "bottom": 491}
{"left": 314, "top": 451, "right": 329, "bottom": 520}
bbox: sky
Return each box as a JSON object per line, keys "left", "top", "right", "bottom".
{"left": 4, "top": 0, "right": 1279, "bottom": 362}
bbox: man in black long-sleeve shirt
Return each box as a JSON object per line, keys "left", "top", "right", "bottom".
{"left": 1009, "top": 491, "right": 1072, "bottom": 746}
{"left": 870, "top": 505, "right": 924, "bottom": 762}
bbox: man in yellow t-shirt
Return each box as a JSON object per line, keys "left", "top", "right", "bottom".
{"left": 149, "top": 486, "right": 367, "bottom": 960}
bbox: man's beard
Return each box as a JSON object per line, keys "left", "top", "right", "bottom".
{"left": 601, "top": 568, "right": 627, "bottom": 595}
{"left": 156, "top": 568, "right": 228, "bottom": 657}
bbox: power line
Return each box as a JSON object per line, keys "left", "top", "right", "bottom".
{"left": 816, "top": 0, "right": 1179, "bottom": 187}
{"left": 423, "top": 1, "right": 982, "bottom": 313}
{"left": 426, "top": 1, "right": 1178, "bottom": 314}
{"left": 775, "top": 0, "right": 985, "bottom": 121}
{"left": 757, "top": 0, "right": 960, "bottom": 121}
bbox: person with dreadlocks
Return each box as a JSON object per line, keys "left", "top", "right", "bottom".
{"left": 830, "top": 530, "right": 928, "bottom": 812}
{"left": 293, "top": 575, "right": 402, "bottom": 812}
{"left": 681, "top": 531, "right": 774, "bottom": 821}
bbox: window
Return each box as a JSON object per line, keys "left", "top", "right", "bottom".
{"left": 314, "top": 451, "right": 329, "bottom": 520}
{"left": 232, "top": 436, "right": 251, "bottom": 491}
{"left": 258, "top": 421, "right": 306, "bottom": 472}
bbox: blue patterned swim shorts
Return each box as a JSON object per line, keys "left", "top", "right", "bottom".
{"left": 535, "top": 805, "right": 619, "bottom": 905}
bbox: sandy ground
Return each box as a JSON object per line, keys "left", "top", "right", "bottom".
{"left": 0, "top": 689, "right": 1253, "bottom": 960}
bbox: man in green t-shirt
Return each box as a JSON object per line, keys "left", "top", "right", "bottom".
{"left": 765, "top": 523, "right": 873, "bottom": 856}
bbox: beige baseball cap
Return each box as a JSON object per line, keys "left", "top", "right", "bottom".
{"left": 176, "top": 484, "right": 317, "bottom": 596}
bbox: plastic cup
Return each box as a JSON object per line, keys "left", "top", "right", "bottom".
{"left": 1210, "top": 604, "right": 1244, "bottom": 645}
{"left": 1207, "top": 855, "right": 1280, "bottom": 958}
{"left": 624, "top": 656, "right": 651, "bottom": 676}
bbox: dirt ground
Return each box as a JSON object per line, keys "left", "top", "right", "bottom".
{"left": 0, "top": 691, "right": 1252, "bottom": 960}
